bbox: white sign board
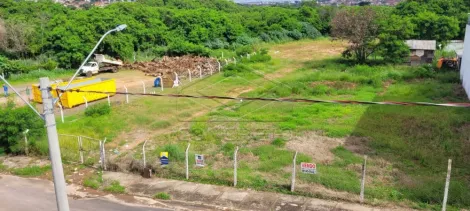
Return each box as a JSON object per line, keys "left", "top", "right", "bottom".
{"left": 195, "top": 154, "right": 204, "bottom": 167}
{"left": 301, "top": 162, "right": 316, "bottom": 174}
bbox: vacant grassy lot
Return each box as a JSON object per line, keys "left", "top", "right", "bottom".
{"left": 46, "top": 39, "right": 470, "bottom": 209}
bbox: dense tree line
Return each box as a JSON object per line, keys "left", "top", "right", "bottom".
{"left": 0, "top": 0, "right": 468, "bottom": 71}
{"left": 0, "top": 0, "right": 325, "bottom": 70}
{"left": 331, "top": 0, "right": 468, "bottom": 63}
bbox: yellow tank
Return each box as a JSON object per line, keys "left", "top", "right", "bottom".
{"left": 32, "top": 77, "right": 116, "bottom": 108}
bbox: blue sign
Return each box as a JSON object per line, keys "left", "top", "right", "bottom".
{"left": 160, "top": 156, "right": 169, "bottom": 165}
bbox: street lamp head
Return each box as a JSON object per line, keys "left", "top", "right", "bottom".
{"left": 115, "top": 24, "right": 127, "bottom": 32}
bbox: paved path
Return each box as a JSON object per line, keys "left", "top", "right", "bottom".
{"left": 0, "top": 175, "right": 169, "bottom": 211}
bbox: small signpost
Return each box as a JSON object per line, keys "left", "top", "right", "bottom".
{"left": 160, "top": 152, "right": 169, "bottom": 166}
{"left": 195, "top": 154, "right": 204, "bottom": 167}
{"left": 301, "top": 162, "right": 317, "bottom": 174}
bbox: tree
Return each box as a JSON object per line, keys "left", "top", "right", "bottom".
{"left": 331, "top": 7, "right": 379, "bottom": 63}
{"left": 411, "top": 11, "right": 459, "bottom": 43}
{"left": 376, "top": 15, "right": 415, "bottom": 63}
{"left": 0, "top": 19, "right": 34, "bottom": 58}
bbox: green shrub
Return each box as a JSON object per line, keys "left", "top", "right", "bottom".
{"left": 288, "top": 30, "right": 303, "bottom": 40}
{"left": 167, "top": 41, "right": 209, "bottom": 57}
{"left": 83, "top": 171, "right": 103, "bottom": 189}
{"left": 84, "top": 178, "right": 101, "bottom": 189}
{"left": 84, "top": 103, "right": 111, "bottom": 117}
{"left": 104, "top": 180, "right": 125, "bottom": 194}
{"left": 235, "top": 45, "right": 252, "bottom": 56}
{"left": 153, "top": 192, "right": 171, "bottom": 200}
{"left": 189, "top": 122, "right": 206, "bottom": 136}
{"left": 300, "top": 22, "right": 322, "bottom": 39}
{"left": 223, "top": 63, "right": 253, "bottom": 77}
{"left": 222, "top": 142, "right": 235, "bottom": 156}
{"left": 0, "top": 103, "right": 45, "bottom": 154}
{"left": 271, "top": 138, "right": 286, "bottom": 147}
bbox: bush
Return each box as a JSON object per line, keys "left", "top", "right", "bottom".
{"left": 235, "top": 35, "right": 258, "bottom": 46}
{"left": 84, "top": 103, "right": 111, "bottom": 117}
{"left": 0, "top": 103, "right": 45, "bottom": 154}
{"left": 167, "top": 41, "right": 209, "bottom": 57}
{"left": 222, "top": 142, "right": 235, "bottom": 156}
{"left": 271, "top": 138, "right": 286, "bottom": 147}
{"left": 235, "top": 45, "right": 253, "bottom": 56}
{"left": 259, "top": 33, "right": 272, "bottom": 42}
{"left": 288, "top": 30, "right": 303, "bottom": 40}
{"left": 411, "top": 65, "right": 436, "bottom": 78}
{"left": 204, "top": 38, "right": 229, "bottom": 49}
{"left": 223, "top": 63, "right": 253, "bottom": 77}
{"left": 300, "top": 22, "right": 322, "bottom": 39}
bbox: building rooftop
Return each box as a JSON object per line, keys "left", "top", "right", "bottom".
{"left": 406, "top": 40, "right": 437, "bottom": 50}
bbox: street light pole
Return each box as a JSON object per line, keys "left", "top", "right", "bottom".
{"left": 40, "top": 77, "right": 70, "bottom": 211}
{"left": 56, "top": 24, "right": 128, "bottom": 104}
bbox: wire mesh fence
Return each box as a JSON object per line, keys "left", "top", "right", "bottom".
{"left": 58, "top": 134, "right": 101, "bottom": 166}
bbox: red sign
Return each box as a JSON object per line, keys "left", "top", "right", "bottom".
{"left": 301, "top": 162, "right": 317, "bottom": 174}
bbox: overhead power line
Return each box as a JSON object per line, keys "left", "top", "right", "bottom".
{"left": 56, "top": 89, "right": 470, "bottom": 108}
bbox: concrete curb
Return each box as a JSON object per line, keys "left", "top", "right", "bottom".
{"left": 103, "top": 172, "right": 413, "bottom": 211}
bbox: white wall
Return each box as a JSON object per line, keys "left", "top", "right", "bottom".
{"left": 460, "top": 21, "right": 470, "bottom": 99}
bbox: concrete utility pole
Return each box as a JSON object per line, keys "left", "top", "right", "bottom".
{"left": 40, "top": 77, "right": 70, "bottom": 211}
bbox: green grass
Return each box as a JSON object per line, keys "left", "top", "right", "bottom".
{"left": 12, "top": 165, "right": 51, "bottom": 177}
{"left": 83, "top": 171, "right": 103, "bottom": 189}
{"left": 34, "top": 40, "right": 470, "bottom": 208}
{"left": 104, "top": 180, "right": 125, "bottom": 194}
{"left": 153, "top": 192, "right": 171, "bottom": 200}
{"left": 0, "top": 164, "right": 7, "bottom": 172}
{"left": 8, "top": 69, "right": 74, "bottom": 85}
{"left": 271, "top": 138, "right": 286, "bottom": 147}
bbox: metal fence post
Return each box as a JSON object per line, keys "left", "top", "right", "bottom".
{"left": 107, "top": 94, "right": 110, "bottom": 106}
{"left": 208, "top": 64, "right": 213, "bottom": 75}
{"left": 141, "top": 81, "right": 146, "bottom": 94}
{"left": 442, "top": 159, "right": 452, "bottom": 211}
{"left": 198, "top": 66, "right": 202, "bottom": 78}
{"left": 102, "top": 138, "right": 107, "bottom": 171}
{"left": 143, "top": 140, "right": 148, "bottom": 168}
{"left": 360, "top": 155, "right": 368, "bottom": 203}
{"left": 58, "top": 104, "right": 64, "bottom": 123}
{"left": 124, "top": 86, "right": 129, "bottom": 103}
{"left": 99, "top": 141, "right": 103, "bottom": 169}
{"left": 83, "top": 96, "right": 88, "bottom": 108}
{"left": 234, "top": 146, "right": 239, "bottom": 187}
{"left": 188, "top": 69, "right": 192, "bottom": 82}
{"left": 78, "top": 136, "right": 84, "bottom": 164}
{"left": 291, "top": 151, "right": 297, "bottom": 192}
{"left": 185, "top": 143, "right": 190, "bottom": 180}
{"left": 24, "top": 132, "right": 28, "bottom": 156}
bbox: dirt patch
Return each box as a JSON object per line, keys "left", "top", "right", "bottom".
{"left": 124, "top": 56, "right": 218, "bottom": 78}
{"left": 311, "top": 81, "right": 357, "bottom": 90}
{"left": 296, "top": 182, "right": 360, "bottom": 203}
{"left": 343, "top": 136, "right": 371, "bottom": 155}
{"left": 286, "top": 132, "right": 344, "bottom": 164}
{"left": 0, "top": 156, "right": 50, "bottom": 169}
{"left": 270, "top": 40, "right": 347, "bottom": 62}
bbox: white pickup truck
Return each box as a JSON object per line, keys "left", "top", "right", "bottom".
{"left": 80, "top": 54, "right": 123, "bottom": 77}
